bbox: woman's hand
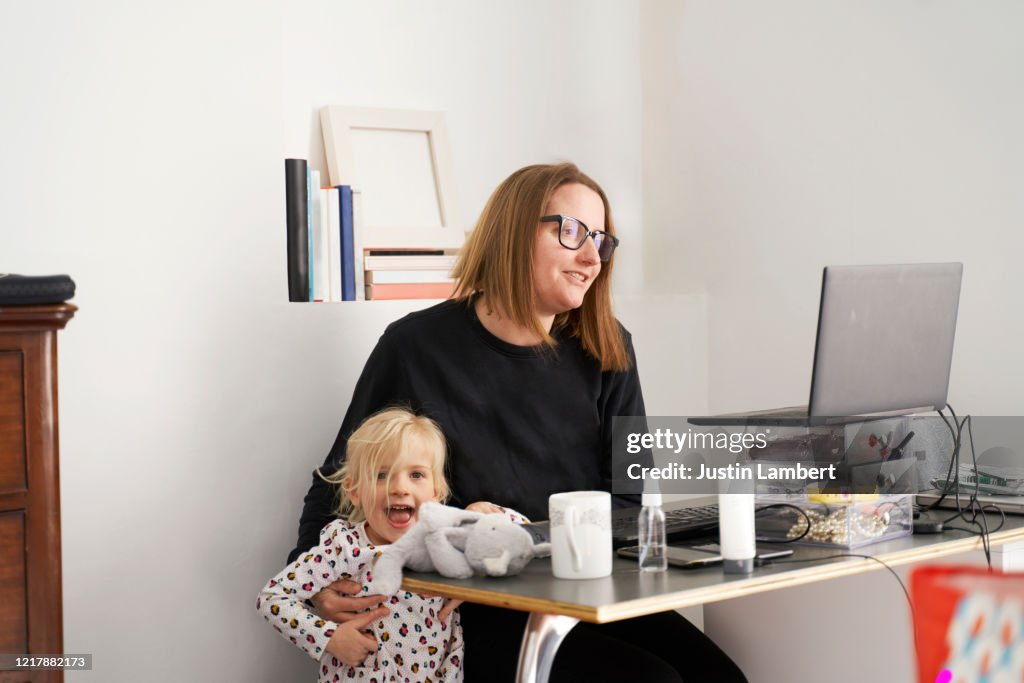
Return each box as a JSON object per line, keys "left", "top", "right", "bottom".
{"left": 466, "top": 501, "right": 506, "bottom": 514}
{"left": 324, "top": 611, "right": 380, "bottom": 666}
{"left": 312, "top": 579, "right": 390, "bottom": 624}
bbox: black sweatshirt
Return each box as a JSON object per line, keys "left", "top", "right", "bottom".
{"left": 289, "top": 298, "right": 646, "bottom": 561}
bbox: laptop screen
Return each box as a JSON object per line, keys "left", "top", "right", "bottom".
{"left": 809, "top": 263, "right": 963, "bottom": 418}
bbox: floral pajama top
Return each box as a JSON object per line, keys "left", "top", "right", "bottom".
{"left": 258, "top": 520, "right": 463, "bottom": 683}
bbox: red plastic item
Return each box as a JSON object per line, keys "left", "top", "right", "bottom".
{"left": 910, "top": 565, "right": 1024, "bottom": 683}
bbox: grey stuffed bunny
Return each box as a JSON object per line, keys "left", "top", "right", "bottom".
{"left": 373, "top": 502, "right": 550, "bottom": 595}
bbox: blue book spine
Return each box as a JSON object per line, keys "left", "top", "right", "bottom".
{"left": 339, "top": 185, "right": 355, "bottom": 301}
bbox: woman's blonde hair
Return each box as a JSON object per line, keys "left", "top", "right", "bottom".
{"left": 319, "top": 407, "right": 450, "bottom": 523}
{"left": 451, "top": 162, "right": 629, "bottom": 371}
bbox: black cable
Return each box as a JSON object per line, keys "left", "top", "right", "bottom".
{"left": 754, "top": 503, "right": 812, "bottom": 543}
{"left": 951, "top": 407, "right": 969, "bottom": 519}
{"left": 938, "top": 502, "right": 1006, "bottom": 531}
{"left": 918, "top": 407, "right": 971, "bottom": 518}
{"left": 945, "top": 518, "right": 1006, "bottom": 535}
{"left": 979, "top": 504, "right": 1005, "bottom": 533}
{"left": 963, "top": 415, "right": 994, "bottom": 567}
{"left": 765, "top": 551, "right": 919, "bottom": 657}
{"left": 937, "top": 501, "right": 1006, "bottom": 542}
{"left": 916, "top": 407, "right": 962, "bottom": 512}
{"left": 936, "top": 410, "right": 998, "bottom": 570}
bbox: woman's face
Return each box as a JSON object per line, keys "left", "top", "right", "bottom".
{"left": 532, "top": 183, "right": 605, "bottom": 318}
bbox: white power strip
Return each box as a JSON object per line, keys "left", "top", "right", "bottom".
{"left": 993, "top": 539, "right": 1024, "bottom": 572}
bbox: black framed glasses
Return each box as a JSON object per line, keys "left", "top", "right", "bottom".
{"left": 540, "top": 214, "right": 620, "bottom": 262}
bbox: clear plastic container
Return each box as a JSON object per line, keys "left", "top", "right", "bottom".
{"left": 755, "top": 493, "right": 914, "bottom": 549}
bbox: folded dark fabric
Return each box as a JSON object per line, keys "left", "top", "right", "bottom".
{"left": 0, "top": 274, "right": 76, "bottom": 305}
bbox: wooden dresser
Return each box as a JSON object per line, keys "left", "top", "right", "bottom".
{"left": 0, "top": 304, "right": 75, "bottom": 682}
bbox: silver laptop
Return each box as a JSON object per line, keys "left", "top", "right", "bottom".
{"left": 693, "top": 263, "right": 963, "bottom": 426}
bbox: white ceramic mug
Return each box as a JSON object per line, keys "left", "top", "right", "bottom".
{"left": 549, "top": 491, "right": 612, "bottom": 579}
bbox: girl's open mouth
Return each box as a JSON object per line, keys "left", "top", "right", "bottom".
{"left": 387, "top": 504, "right": 415, "bottom": 527}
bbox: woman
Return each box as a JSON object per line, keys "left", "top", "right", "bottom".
{"left": 290, "top": 163, "right": 747, "bottom": 682}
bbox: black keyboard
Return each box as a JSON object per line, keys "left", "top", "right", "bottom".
{"left": 525, "top": 503, "right": 721, "bottom": 548}
{"left": 612, "top": 503, "right": 720, "bottom": 547}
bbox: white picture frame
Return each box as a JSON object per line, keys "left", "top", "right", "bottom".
{"left": 320, "top": 106, "right": 463, "bottom": 249}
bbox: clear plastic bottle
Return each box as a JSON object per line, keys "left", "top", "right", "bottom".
{"left": 638, "top": 492, "right": 667, "bottom": 572}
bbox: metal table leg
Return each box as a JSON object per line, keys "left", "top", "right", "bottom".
{"left": 515, "top": 613, "right": 580, "bottom": 683}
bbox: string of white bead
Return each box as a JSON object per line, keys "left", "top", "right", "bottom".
{"left": 786, "top": 507, "right": 891, "bottom": 545}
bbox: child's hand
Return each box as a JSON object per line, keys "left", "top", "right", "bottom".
{"left": 438, "top": 598, "right": 463, "bottom": 628}
{"left": 467, "top": 501, "right": 505, "bottom": 514}
{"left": 325, "top": 611, "right": 380, "bottom": 666}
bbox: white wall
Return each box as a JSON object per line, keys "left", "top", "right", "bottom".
{"left": 641, "top": 3, "right": 1024, "bottom": 681}
{"left": 644, "top": 1, "right": 1024, "bottom": 416}
{"left": 3, "top": 1, "right": 1017, "bottom": 681}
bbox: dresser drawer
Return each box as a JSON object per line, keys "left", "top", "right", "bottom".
{"left": 0, "top": 351, "right": 27, "bottom": 496}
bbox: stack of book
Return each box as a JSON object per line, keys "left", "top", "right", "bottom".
{"left": 284, "top": 158, "right": 362, "bottom": 301}
{"left": 286, "top": 158, "right": 460, "bottom": 302}
{"left": 364, "top": 250, "right": 457, "bottom": 300}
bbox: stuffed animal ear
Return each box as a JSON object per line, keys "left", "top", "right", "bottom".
{"left": 442, "top": 526, "right": 472, "bottom": 552}
{"left": 418, "top": 502, "right": 484, "bottom": 530}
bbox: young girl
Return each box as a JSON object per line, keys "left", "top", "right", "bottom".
{"left": 258, "top": 407, "right": 522, "bottom": 682}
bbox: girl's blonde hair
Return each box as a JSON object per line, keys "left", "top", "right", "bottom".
{"left": 451, "top": 162, "right": 630, "bottom": 372}
{"left": 319, "top": 407, "right": 450, "bottom": 523}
